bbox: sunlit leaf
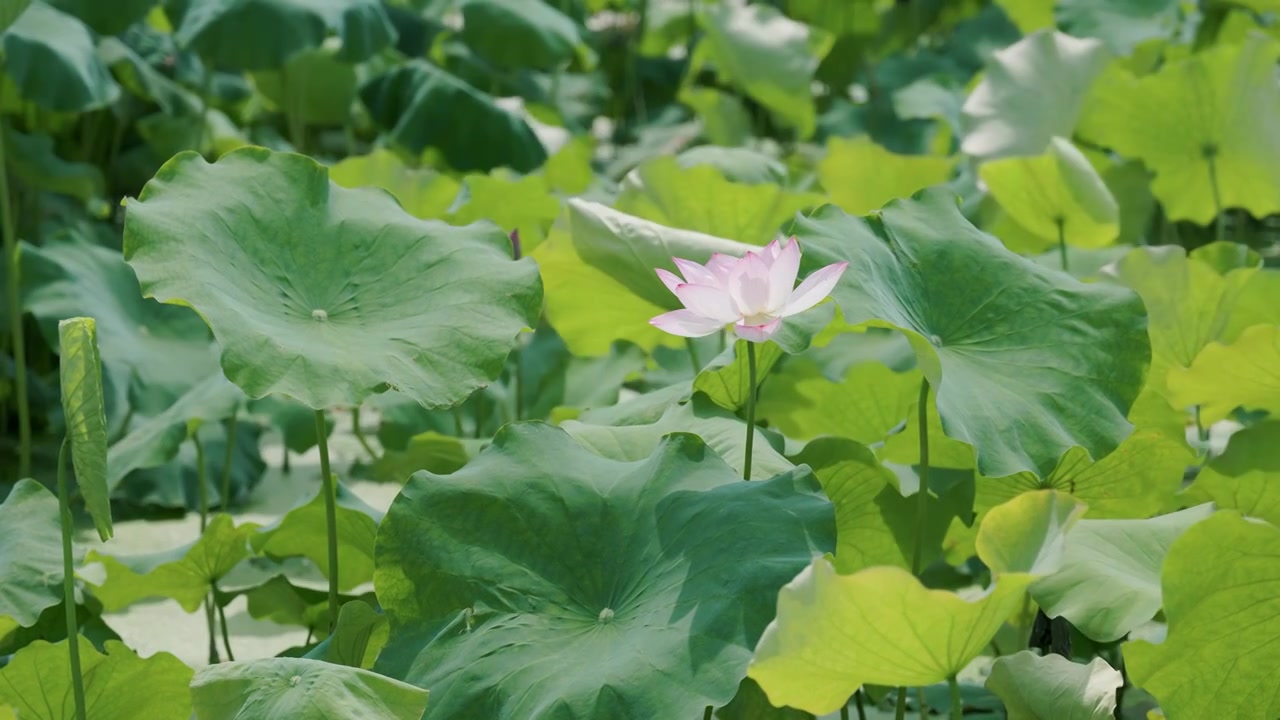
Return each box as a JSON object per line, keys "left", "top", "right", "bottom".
{"left": 986, "top": 651, "right": 1122, "bottom": 720}
{"left": 818, "top": 135, "right": 954, "bottom": 216}
{"left": 190, "top": 657, "right": 427, "bottom": 720}
{"left": 251, "top": 483, "right": 380, "bottom": 592}
{"left": 1167, "top": 323, "right": 1280, "bottom": 424}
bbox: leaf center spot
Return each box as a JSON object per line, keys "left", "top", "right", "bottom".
{"left": 929, "top": 334, "right": 942, "bottom": 346}
{"left": 598, "top": 607, "right": 615, "bottom": 624}
{"left": 289, "top": 675, "right": 302, "bottom": 686}
{"left": 311, "top": 309, "right": 329, "bottom": 322}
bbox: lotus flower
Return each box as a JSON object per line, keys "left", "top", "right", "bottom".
{"left": 650, "top": 237, "right": 848, "bottom": 342}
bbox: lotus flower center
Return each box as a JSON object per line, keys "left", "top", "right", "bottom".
{"left": 311, "top": 309, "right": 328, "bottom": 322}
{"left": 289, "top": 675, "right": 302, "bottom": 686}
{"left": 742, "top": 312, "right": 776, "bottom": 326}
{"left": 598, "top": 608, "right": 615, "bottom": 623}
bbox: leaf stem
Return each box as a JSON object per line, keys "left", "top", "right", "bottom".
{"left": 897, "top": 379, "right": 933, "bottom": 720}
{"left": 194, "top": 433, "right": 208, "bottom": 533}
{"left": 198, "top": 59, "right": 214, "bottom": 155}
{"left": 352, "top": 406, "right": 378, "bottom": 461}
{"left": 702, "top": 706, "right": 712, "bottom": 720}
{"left": 0, "top": 119, "right": 30, "bottom": 478}
{"left": 743, "top": 341, "right": 757, "bottom": 480}
{"left": 220, "top": 413, "right": 238, "bottom": 509}
{"left": 56, "top": 440, "right": 88, "bottom": 720}
{"left": 1056, "top": 216, "right": 1068, "bottom": 273}
{"left": 204, "top": 590, "right": 220, "bottom": 664}
{"left": 854, "top": 689, "right": 867, "bottom": 720}
{"left": 686, "top": 337, "right": 701, "bottom": 374}
{"left": 315, "top": 409, "right": 340, "bottom": 630}
{"left": 217, "top": 597, "right": 235, "bottom": 661}
{"left": 948, "top": 675, "right": 962, "bottom": 720}
{"left": 841, "top": 706, "right": 850, "bottom": 720}
{"left": 283, "top": 63, "right": 307, "bottom": 154}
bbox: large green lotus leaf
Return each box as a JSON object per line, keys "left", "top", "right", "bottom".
{"left": 986, "top": 651, "right": 1122, "bottom": 720}
{"left": 459, "top": 0, "right": 589, "bottom": 72}
{"left": 537, "top": 199, "right": 758, "bottom": 355}
{"left": 1124, "top": 511, "right": 1280, "bottom": 720}
{"left": 0, "top": 638, "right": 191, "bottom": 720}
{"left": 795, "top": 189, "right": 1150, "bottom": 478}
{"left": 1, "top": 2, "right": 119, "bottom": 111}
{"left": 369, "top": 430, "right": 469, "bottom": 483}
{"left": 106, "top": 373, "right": 244, "bottom": 490}
{"left": 1055, "top": 0, "right": 1180, "bottom": 55}
{"left": 1077, "top": 34, "right": 1280, "bottom": 223}
{"left": 714, "top": 677, "right": 814, "bottom": 720}
{"left": 190, "top": 658, "right": 428, "bottom": 720}
{"left": 961, "top": 30, "right": 1111, "bottom": 160}
{"left": 45, "top": 0, "right": 156, "bottom": 35}
{"left": 694, "top": 340, "right": 786, "bottom": 413}
{"left": 123, "top": 147, "right": 542, "bottom": 410}
{"left": 328, "top": 149, "right": 459, "bottom": 221}
{"left": 250, "top": 483, "right": 380, "bottom": 592}
{"left": 678, "top": 87, "right": 753, "bottom": 147}
{"left": 450, "top": 171, "right": 561, "bottom": 252}
{"left": 98, "top": 37, "right": 201, "bottom": 116}
{"left": 4, "top": 126, "right": 105, "bottom": 207}
{"left": 675, "top": 145, "right": 788, "bottom": 186}
{"left": 82, "top": 513, "right": 258, "bottom": 612}
{"left": 976, "top": 428, "right": 1193, "bottom": 520}
{"left": 748, "top": 490, "right": 1079, "bottom": 714}
{"left": 58, "top": 317, "right": 113, "bottom": 541}
{"left": 1103, "top": 246, "right": 1272, "bottom": 429}
{"left": 1188, "top": 421, "right": 1280, "bottom": 525}
{"left": 758, "top": 359, "right": 920, "bottom": 445}
{"left": 1029, "top": 503, "right": 1214, "bottom": 643}
{"left": 21, "top": 236, "right": 218, "bottom": 415}
{"left": 252, "top": 44, "right": 357, "bottom": 125}
{"left": 562, "top": 394, "right": 793, "bottom": 481}
{"left": 979, "top": 137, "right": 1119, "bottom": 248}
{"left": 373, "top": 424, "right": 835, "bottom": 718}
{"left": 174, "top": 0, "right": 395, "bottom": 70}
{"left": 0, "top": 0, "right": 30, "bottom": 31}
{"left": 0, "top": 479, "right": 63, "bottom": 641}
{"left": 616, "top": 157, "right": 825, "bottom": 246}
{"left": 794, "top": 437, "right": 970, "bottom": 574}
{"left": 749, "top": 561, "right": 1034, "bottom": 715}
{"left": 360, "top": 61, "right": 546, "bottom": 174}
{"left": 817, "top": 136, "right": 954, "bottom": 216}
{"left": 1167, "top": 324, "right": 1280, "bottom": 424}
{"left": 693, "top": 3, "right": 832, "bottom": 138}
{"left": 304, "top": 598, "right": 388, "bottom": 669}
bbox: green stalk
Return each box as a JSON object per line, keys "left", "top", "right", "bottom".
{"left": 686, "top": 337, "right": 701, "bottom": 374}
{"left": 219, "top": 413, "right": 238, "bottom": 509}
{"left": 315, "top": 409, "right": 340, "bottom": 630}
{"left": 0, "top": 119, "right": 30, "bottom": 478}
{"left": 897, "top": 379, "right": 933, "bottom": 720}
{"left": 917, "top": 687, "right": 927, "bottom": 719}
{"left": 841, "top": 706, "right": 849, "bottom": 720}
{"left": 204, "top": 591, "right": 220, "bottom": 664}
{"left": 351, "top": 406, "right": 377, "bottom": 461}
{"left": 217, "top": 600, "right": 235, "bottom": 661}
{"left": 194, "top": 433, "right": 208, "bottom": 533}
{"left": 948, "top": 675, "right": 962, "bottom": 720}
{"left": 1056, "top": 217, "right": 1068, "bottom": 273}
{"left": 283, "top": 64, "right": 307, "bottom": 154}
{"left": 198, "top": 62, "right": 215, "bottom": 155}
{"left": 854, "top": 689, "right": 867, "bottom": 720}
{"left": 702, "top": 706, "right": 712, "bottom": 720}
{"left": 743, "top": 341, "right": 758, "bottom": 481}
{"left": 56, "top": 441, "right": 88, "bottom": 720}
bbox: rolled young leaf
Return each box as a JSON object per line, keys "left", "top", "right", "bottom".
{"left": 57, "top": 317, "right": 112, "bottom": 541}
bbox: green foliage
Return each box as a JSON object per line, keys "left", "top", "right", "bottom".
{"left": 986, "top": 651, "right": 1122, "bottom": 720}
{"left": 1, "top": 2, "right": 119, "bottom": 111}
{"left": 123, "top": 147, "right": 542, "bottom": 410}
{"left": 190, "top": 657, "right": 428, "bottom": 720}
{"left": 0, "top": 480, "right": 64, "bottom": 641}
{"left": 374, "top": 425, "right": 834, "bottom": 718}
{"left": 250, "top": 483, "right": 379, "bottom": 591}
{"left": 0, "top": 637, "right": 192, "bottom": 720}
{"left": 57, "top": 317, "right": 111, "bottom": 540}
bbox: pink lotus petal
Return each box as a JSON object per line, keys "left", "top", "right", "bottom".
{"left": 705, "top": 253, "right": 738, "bottom": 282}
{"left": 727, "top": 251, "right": 772, "bottom": 316}
{"left": 675, "top": 283, "right": 739, "bottom": 323}
{"left": 673, "top": 257, "right": 720, "bottom": 287}
{"left": 766, "top": 236, "right": 801, "bottom": 311}
{"left": 781, "top": 262, "right": 849, "bottom": 317}
{"left": 656, "top": 268, "right": 683, "bottom": 294}
{"left": 733, "top": 317, "right": 782, "bottom": 343}
{"left": 650, "top": 309, "right": 725, "bottom": 337}
{"left": 760, "top": 237, "right": 784, "bottom": 267}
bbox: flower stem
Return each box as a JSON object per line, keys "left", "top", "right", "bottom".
{"left": 352, "top": 406, "right": 377, "bottom": 461}
{"left": 897, "top": 379, "right": 933, "bottom": 720}
{"left": 56, "top": 440, "right": 88, "bottom": 720}
{"left": 1, "top": 119, "right": 30, "bottom": 478}
{"left": 686, "top": 338, "right": 701, "bottom": 374}
{"left": 194, "top": 433, "right": 208, "bottom": 533}
{"left": 949, "top": 675, "right": 962, "bottom": 719}
{"left": 315, "top": 409, "right": 340, "bottom": 631}
{"left": 1056, "top": 216, "right": 1068, "bottom": 273}
{"left": 743, "top": 341, "right": 758, "bottom": 481}
{"left": 219, "top": 413, "right": 238, "bottom": 510}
